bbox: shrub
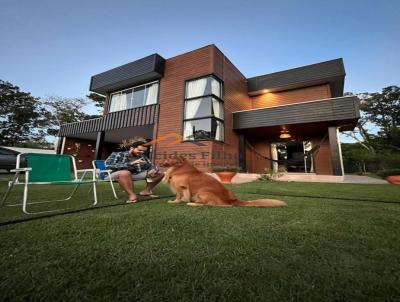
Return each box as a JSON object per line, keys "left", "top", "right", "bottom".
{"left": 212, "top": 165, "right": 241, "bottom": 172}
{"left": 377, "top": 169, "right": 400, "bottom": 178}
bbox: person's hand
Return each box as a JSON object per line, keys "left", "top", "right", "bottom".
{"left": 147, "top": 169, "right": 158, "bottom": 177}
{"left": 131, "top": 158, "right": 146, "bottom": 165}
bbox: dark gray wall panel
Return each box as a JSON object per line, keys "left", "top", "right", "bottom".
{"left": 247, "top": 58, "right": 345, "bottom": 97}
{"left": 233, "top": 96, "right": 360, "bottom": 130}
{"left": 90, "top": 54, "right": 165, "bottom": 95}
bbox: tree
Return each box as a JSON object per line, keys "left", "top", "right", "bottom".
{"left": 43, "top": 95, "right": 94, "bottom": 137}
{"left": 0, "top": 80, "right": 48, "bottom": 146}
{"left": 361, "top": 86, "right": 400, "bottom": 134}
{"left": 342, "top": 86, "right": 400, "bottom": 151}
{"left": 360, "top": 86, "right": 400, "bottom": 151}
{"left": 87, "top": 92, "right": 106, "bottom": 111}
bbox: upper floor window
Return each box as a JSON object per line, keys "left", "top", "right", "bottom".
{"left": 183, "top": 75, "right": 224, "bottom": 141}
{"left": 109, "top": 81, "right": 159, "bottom": 113}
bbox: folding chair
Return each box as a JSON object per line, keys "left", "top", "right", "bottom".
{"left": 1, "top": 153, "right": 98, "bottom": 215}
{"left": 92, "top": 160, "right": 118, "bottom": 199}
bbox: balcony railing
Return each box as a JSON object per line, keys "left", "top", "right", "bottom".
{"left": 59, "top": 104, "right": 159, "bottom": 136}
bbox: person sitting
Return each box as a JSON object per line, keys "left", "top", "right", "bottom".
{"left": 105, "top": 140, "right": 164, "bottom": 203}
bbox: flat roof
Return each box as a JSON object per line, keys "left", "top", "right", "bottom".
{"left": 247, "top": 58, "right": 346, "bottom": 97}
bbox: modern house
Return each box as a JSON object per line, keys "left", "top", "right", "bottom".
{"left": 58, "top": 44, "right": 360, "bottom": 176}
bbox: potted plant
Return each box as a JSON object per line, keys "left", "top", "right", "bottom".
{"left": 212, "top": 165, "right": 241, "bottom": 183}
{"left": 377, "top": 169, "right": 400, "bottom": 185}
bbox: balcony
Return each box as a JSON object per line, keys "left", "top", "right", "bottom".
{"left": 59, "top": 104, "right": 159, "bottom": 142}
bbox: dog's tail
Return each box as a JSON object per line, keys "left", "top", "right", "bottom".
{"left": 232, "top": 199, "right": 287, "bottom": 207}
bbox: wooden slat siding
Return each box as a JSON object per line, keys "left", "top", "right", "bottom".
{"left": 146, "top": 106, "right": 151, "bottom": 124}
{"left": 112, "top": 111, "right": 119, "bottom": 129}
{"left": 132, "top": 109, "right": 138, "bottom": 127}
{"left": 111, "top": 112, "right": 118, "bottom": 129}
{"left": 115, "top": 111, "right": 121, "bottom": 128}
{"left": 124, "top": 108, "right": 131, "bottom": 128}
{"left": 139, "top": 107, "right": 144, "bottom": 125}
{"left": 210, "top": 46, "right": 252, "bottom": 168}
{"left": 106, "top": 113, "right": 112, "bottom": 130}
{"left": 251, "top": 84, "right": 331, "bottom": 109}
{"left": 88, "top": 120, "right": 92, "bottom": 133}
{"left": 138, "top": 107, "right": 143, "bottom": 126}
{"left": 127, "top": 109, "right": 133, "bottom": 127}
{"left": 59, "top": 105, "right": 159, "bottom": 135}
{"left": 245, "top": 139, "right": 271, "bottom": 173}
{"left": 154, "top": 45, "right": 215, "bottom": 171}
{"left": 149, "top": 105, "right": 154, "bottom": 124}
{"left": 233, "top": 96, "right": 360, "bottom": 130}
{"left": 313, "top": 136, "right": 333, "bottom": 175}
{"left": 142, "top": 106, "right": 147, "bottom": 125}
{"left": 118, "top": 111, "right": 124, "bottom": 129}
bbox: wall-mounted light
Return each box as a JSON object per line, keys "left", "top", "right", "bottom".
{"left": 279, "top": 130, "right": 291, "bottom": 139}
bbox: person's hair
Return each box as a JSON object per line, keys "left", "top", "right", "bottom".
{"left": 128, "top": 141, "right": 147, "bottom": 149}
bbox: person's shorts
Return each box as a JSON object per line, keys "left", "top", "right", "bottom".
{"left": 105, "top": 170, "right": 147, "bottom": 181}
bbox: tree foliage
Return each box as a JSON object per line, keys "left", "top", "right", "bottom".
{"left": 87, "top": 93, "right": 106, "bottom": 110}
{"left": 342, "top": 86, "right": 400, "bottom": 173}
{"left": 43, "top": 95, "right": 94, "bottom": 137}
{"left": 0, "top": 80, "right": 48, "bottom": 146}
{"left": 343, "top": 86, "right": 400, "bottom": 152}
{"left": 360, "top": 86, "right": 400, "bottom": 133}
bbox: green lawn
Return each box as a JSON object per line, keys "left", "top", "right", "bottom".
{"left": 0, "top": 173, "right": 399, "bottom": 301}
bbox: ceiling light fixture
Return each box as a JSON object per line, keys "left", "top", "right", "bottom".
{"left": 279, "top": 130, "right": 292, "bottom": 139}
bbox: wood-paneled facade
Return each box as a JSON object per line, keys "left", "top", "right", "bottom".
{"left": 59, "top": 44, "right": 359, "bottom": 174}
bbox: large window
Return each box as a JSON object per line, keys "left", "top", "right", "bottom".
{"left": 183, "top": 75, "right": 224, "bottom": 141}
{"left": 109, "top": 81, "right": 159, "bottom": 112}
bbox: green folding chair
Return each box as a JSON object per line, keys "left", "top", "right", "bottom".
{"left": 1, "top": 153, "right": 98, "bottom": 214}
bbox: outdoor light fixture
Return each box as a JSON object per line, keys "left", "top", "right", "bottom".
{"left": 279, "top": 130, "right": 292, "bottom": 139}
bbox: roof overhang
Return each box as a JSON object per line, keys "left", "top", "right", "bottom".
{"left": 233, "top": 96, "right": 360, "bottom": 132}
{"left": 247, "top": 58, "right": 345, "bottom": 97}
{"left": 90, "top": 54, "right": 165, "bottom": 95}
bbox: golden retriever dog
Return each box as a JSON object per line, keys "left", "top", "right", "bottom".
{"left": 160, "top": 157, "right": 287, "bottom": 207}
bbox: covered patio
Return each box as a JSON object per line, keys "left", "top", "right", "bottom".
{"left": 233, "top": 96, "right": 360, "bottom": 175}
{"left": 57, "top": 104, "right": 158, "bottom": 168}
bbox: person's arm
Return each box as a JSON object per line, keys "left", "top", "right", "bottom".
{"left": 105, "top": 152, "right": 119, "bottom": 170}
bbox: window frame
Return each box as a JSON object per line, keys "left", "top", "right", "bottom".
{"left": 108, "top": 80, "right": 160, "bottom": 113}
{"left": 182, "top": 74, "right": 225, "bottom": 143}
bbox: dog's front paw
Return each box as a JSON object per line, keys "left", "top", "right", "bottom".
{"left": 187, "top": 202, "right": 205, "bottom": 207}
{"left": 167, "top": 199, "right": 183, "bottom": 204}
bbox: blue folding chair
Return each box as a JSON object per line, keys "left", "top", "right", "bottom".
{"left": 1, "top": 153, "right": 98, "bottom": 214}
{"left": 92, "top": 160, "right": 118, "bottom": 199}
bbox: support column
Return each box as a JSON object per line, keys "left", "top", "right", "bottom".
{"left": 94, "top": 131, "right": 105, "bottom": 160}
{"left": 328, "top": 127, "right": 344, "bottom": 176}
{"left": 239, "top": 134, "right": 246, "bottom": 171}
{"left": 60, "top": 137, "right": 66, "bottom": 155}
{"left": 55, "top": 137, "right": 63, "bottom": 154}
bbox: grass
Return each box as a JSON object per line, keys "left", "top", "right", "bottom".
{"left": 0, "top": 172, "right": 400, "bottom": 301}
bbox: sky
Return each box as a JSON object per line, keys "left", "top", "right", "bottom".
{"left": 1, "top": 0, "right": 399, "bottom": 141}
